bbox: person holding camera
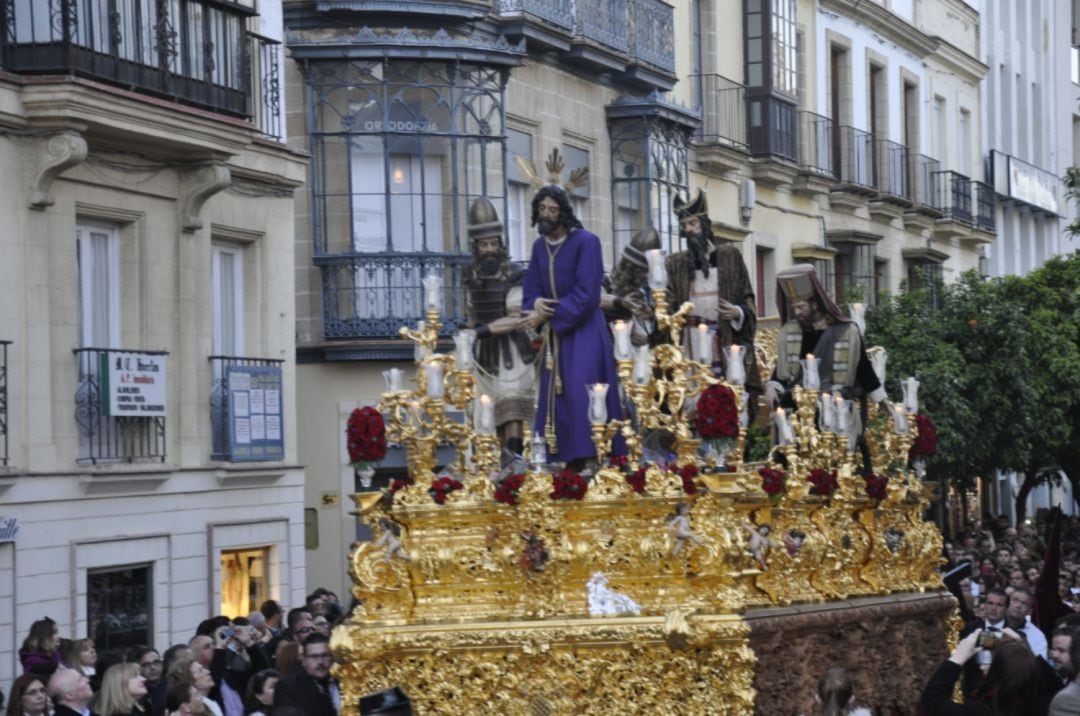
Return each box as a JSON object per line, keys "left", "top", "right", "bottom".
{"left": 211, "top": 619, "right": 269, "bottom": 716}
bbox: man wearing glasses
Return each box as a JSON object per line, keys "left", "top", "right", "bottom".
{"left": 273, "top": 633, "right": 339, "bottom": 716}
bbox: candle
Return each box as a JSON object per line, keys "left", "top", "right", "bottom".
{"left": 645, "top": 249, "right": 667, "bottom": 290}
{"left": 818, "top": 393, "right": 834, "bottom": 432}
{"left": 422, "top": 273, "right": 442, "bottom": 313}
{"left": 588, "top": 383, "right": 610, "bottom": 424}
{"left": 414, "top": 321, "right": 430, "bottom": 362}
{"left": 454, "top": 330, "right": 475, "bottom": 370}
{"left": 475, "top": 394, "right": 495, "bottom": 435}
{"left": 382, "top": 368, "right": 404, "bottom": 393}
{"left": 893, "top": 409, "right": 909, "bottom": 434}
{"left": 850, "top": 303, "right": 866, "bottom": 334}
{"left": 834, "top": 394, "right": 849, "bottom": 433}
{"left": 612, "top": 320, "right": 632, "bottom": 361}
{"left": 425, "top": 362, "right": 444, "bottom": 399}
{"left": 632, "top": 346, "right": 652, "bottom": 385}
{"left": 739, "top": 391, "right": 750, "bottom": 428}
{"left": 801, "top": 353, "right": 820, "bottom": 390}
{"left": 408, "top": 400, "right": 422, "bottom": 426}
{"left": 724, "top": 345, "right": 746, "bottom": 386}
{"left": 774, "top": 408, "right": 794, "bottom": 445}
{"left": 693, "top": 323, "right": 713, "bottom": 365}
{"left": 902, "top": 376, "right": 920, "bottom": 414}
{"left": 869, "top": 347, "right": 887, "bottom": 385}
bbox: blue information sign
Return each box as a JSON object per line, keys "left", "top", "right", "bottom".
{"left": 226, "top": 365, "right": 285, "bottom": 462}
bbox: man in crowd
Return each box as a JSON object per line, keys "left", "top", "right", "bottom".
{"left": 259, "top": 600, "right": 284, "bottom": 637}
{"left": 959, "top": 587, "right": 1008, "bottom": 697}
{"left": 1007, "top": 586, "right": 1048, "bottom": 659}
{"left": 462, "top": 197, "right": 537, "bottom": 457}
{"left": 274, "top": 633, "right": 338, "bottom": 716}
{"left": 666, "top": 191, "right": 760, "bottom": 407}
{"left": 189, "top": 635, "right": 214, "bottom": 670}
{"left": 48, "top": 667, "right": 95, "bottom": 716}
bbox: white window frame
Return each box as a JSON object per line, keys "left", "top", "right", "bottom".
{"left": 212, "top": 242, "right": 246, "bottom": 356}
{"left": 76, "top": 222, "right": 121, "bottom": 349}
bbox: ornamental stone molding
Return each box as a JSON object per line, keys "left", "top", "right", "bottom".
{"left": 30, "top": 131, "right": 88, "bottom": 210}
{"left": 178, "top": 163, "right": 231, "bottom": 233}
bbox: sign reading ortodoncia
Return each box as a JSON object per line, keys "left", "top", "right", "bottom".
{"left": 99, "top": 352, "right": 167, "bottom": 417}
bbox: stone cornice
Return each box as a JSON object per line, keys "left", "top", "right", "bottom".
{"left": 929, "top": 36, "right": 989, "bottom": 83}
{"left": 819, "top": 0, "right": 937, "bottom": 57}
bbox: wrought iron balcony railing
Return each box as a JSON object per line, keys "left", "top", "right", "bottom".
{"left": 797, "top": 110, "right": 832, "bottom": 175}
{"left": 835, "top": 126, "right": 873, "bottom": 187}
{"left": 0, "top": 340, "right": 8, "bottom": 467}
{"left": 209, "top": 355, "right": 285, "bottom": 461}
{"left": 496, "top": 0, "right": 575, "bottom": 31}
{"left": 871, "top": 138, "right": 910, "bottom": 200}
{"left": 691, "top": 73, "right": 747, "bottom": 149}
{"left": 74, "top": 347, "right": 167, "bottom": 464}
{"left": 933, "top": 170, "right": 973, "bottom": 225}
{"left": 247, "top": 31, "right": 282, "bottom": 141}
{"left": 974, "top": 181, "right": 996, "bottom": 233}
{"left": 575, "top": 0, "right": 629, "bottom": 53}
{"left": 908, "top": 154, "right": 942, "bottom": 210}
{"left": 627, "top": 0, "right": 674, "bottom": 72}
{"left": 0, "top": 0, "right": 279, "bottom": 137}
{"left": 316, "top": 252, "right": 472, "bottom": 341}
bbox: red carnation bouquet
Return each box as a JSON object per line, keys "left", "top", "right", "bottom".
{"left": 759, "top": 466, "right": 786, "bottom": 504}
{"left": 626, "top": 467, "right": 647, "bottom": 494}
{"left": 551, "top": 470, "right": 588, "bottom": 501}
{"left": 346, "top": 406, "right": 388, "bottom": 469}
{"left": 863, "top": 473, "right": 889, "bottom": 501}
{"left": 808, "top": 468, "right": 839, "bottom": 497}
{"left": 696, "top": 384, "right": 740, "bottom": 440}
{"left": 495, "top": 473, "right": 526, "bottom": 506}
{"left": 429, "top": 475, "right": 464, "bottom": 505}
{"left": 910, "top": 412, "right": 938, "bottom": 459}
{"left": 678, "top": 464, "right": 699, "bottom": 495}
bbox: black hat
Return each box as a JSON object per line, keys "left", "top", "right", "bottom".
{"left": 672, "top": 189, "right": 708, "bottom": 220}
{"left": 622, "top": 226, "right": 661, "bottom": 268}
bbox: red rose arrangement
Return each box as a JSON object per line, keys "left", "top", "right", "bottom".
{"left": 864, "top": 473, "right": 889, "bottom": 500}
{"left": 346, "top": 407, "right": 387, "bottom": 467}
{"left": 910, "top": 412, "right": 938, "bottom": 458}
{"left": 495, "top": 473, "right": 526, "bottom": 506}
{"left": 429, "top": 476, "right": 464, "bottom": 505}
{"left": 609, "top": 455, "right": 629, "bottom": 469}
{"left": 696, "top": 384, "right": 739, "bottom": 440}
{"left": 390, "top": 478, "right": 412, "bottom": 494}
{"left": 759, "top": 467, "right": 786, "bottom": 503}
{"left": 808, "top": 468, "right": 839, "bottom": 497}
{"left": 551, "top": 470, "right": 588, "bottom": 501}
{"left": 626, "top": 467, "right": 647, "bottom": 494}
{"left": 678, "top": 464, "right": 699, "bottom": 495}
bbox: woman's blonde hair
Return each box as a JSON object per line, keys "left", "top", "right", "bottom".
{"left": 95, "top": 662, "right": 143, "bottom": 716}
{"left": 62, "top": 638, "right": 95, "bottom": 676}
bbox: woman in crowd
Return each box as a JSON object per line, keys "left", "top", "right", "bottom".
{"left": 242, "top": 670, "right": 277, "bottom": 716}
{"left": 815, "top": 667, "right": 871, "bottom": 716}
{"left": 4, "top": 674, "right": 49, "bottom": 716}
{"left": 921, "top": 629, "right": 1048, "bottom": 715}
{"left": 95, "top": 663, "right": 148, "bottom": 716}
{"left": 18, "top": 619, "right": 62, "bottom": 675}
{"left": 164, "top": 684, "right": 204, "bottom": 716}
{"left": 62, "top": 640, "right": 96, "bottom": 679}
{"left": 167, "top": 657, "right": 222, "bottom": 716}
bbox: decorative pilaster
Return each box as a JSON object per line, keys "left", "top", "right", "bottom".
{"left": 29, "top": 131, "right": 88, "bottom": 210}
{"left": 178, "top": 163, "right": 230, "bottom": 232}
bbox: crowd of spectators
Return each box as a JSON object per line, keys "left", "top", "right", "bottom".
{"left": 1, "top": 588, "right": 410, "bottom": 716}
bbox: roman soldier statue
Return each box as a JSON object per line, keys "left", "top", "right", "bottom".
{"left": 601, "top": 226, "right": 660, "bottom": 346}
{"left": 462, "top": 197, "right": 537, "bottom": 455}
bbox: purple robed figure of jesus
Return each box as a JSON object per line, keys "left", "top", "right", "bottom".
{"left": 523, "top": 227, "right": 625, "bottom": 464}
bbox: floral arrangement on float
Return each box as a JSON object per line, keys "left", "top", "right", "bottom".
{"left": 347, "top": 406, "right": 388, "bottom": 488}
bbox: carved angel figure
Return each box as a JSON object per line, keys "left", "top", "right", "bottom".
{"left": 742, "top": 523, "right": 772, "bottom": 571}
{"left": 667, "top": 502, "right": 704, "bottom": 556}
{"left": 586, "top": 572, "right": 642, "bottom": 616}
{"left": 374, "top": 518, "right": 410, "bottom": 561}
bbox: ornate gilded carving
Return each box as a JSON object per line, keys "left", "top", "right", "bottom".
{"left": 30, "top": 131, "right": 88, "bottom": 209}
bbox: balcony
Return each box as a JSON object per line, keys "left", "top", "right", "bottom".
{"left": 974, "top": 181, "right": 996, "bottom": 234}
{"left": 316, "top": 252, "right": 471, "bottom": 343}
{"left": 575, "top": 0, "right": 629, "bottom": 54}
{"left": 747, "top": 95, "right": 797, "bottom": 162}
{"left": 209, "top": 356, "right": 285, "bottom": 462}
{"left": 0, "top": 340, "right": 8, "bottom": 467}
{"left": 871, "top": 139, "right": 911, "bottom": 203}
{"left": 496, "top": 0, "right": 575, "bottom": 32}
{"left": 835, "top": 126, "right": 874, "bottom": 189}
{"left": 796, "top": 111, "right": 833, "bottom": 176}
{"left": 0, "top": 0, "right": 280, "bottom": 137}
{"left": 627, "top": 0, "right": 675, "bottom": 73}
{"left": 907, "top": 154, "right": 942, "bottom": 211}
{"left": 74, "top": 347, "right": 167, "bottom": 465}
{"left": 933, "top": 170, "right": 973, "bottom": 225}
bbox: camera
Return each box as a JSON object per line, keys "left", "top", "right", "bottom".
{"left": 977, "top": 630, "right": 1001, "bottom": 650}
{"left": 219, "top": 627, "right": 236, "bottom": 639}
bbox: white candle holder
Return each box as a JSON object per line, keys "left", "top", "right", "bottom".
{"left": 422, "top": 273, "right": 443, "bottom": 313}
{"left": 475, "top": 394, "right": 496, "bottom": 435}
{"left": 588, "top": 383, "right": 610, "bottom": 424}
{"left": 723, "top": 345, "right": 746, "bottom": 386}
{"left": 425, "top": 362, "right": 445, "bottom": 399}
{"left": 801, "top": 353, "right": 820, "bottom": 390}
{"left": 833, "top": 394, "right": 849, "bottom": 434}
{"left": 414, "top": 321, "right": 431, "bottom": 362}
{"left": 645, "top": 249, "right": 667, "bottom": 290}
{"left": 612, "top": 320, "right": 632, "bottom": 361}
{"left": 869, "top": 348, "right": 887, "bottom": 385}
{"left": 893, "top": 409, "right": 909, "bottom": 435}
{"left": 774, "top": 408, "right": 794, "bottom": 445}
{"left": 739, "top": 391, "right": 750, "bottom": 428}
{"left": 818, "top": 393, "right": 835, "bottom": 432}
{"left": 454, "top": 330, "right": 475, "bottom": 370}
{"left": 902, "top": 376, "right": 920, "bottom": 414}
{"left": 850, "top": 302, "right": 866, "bottom": 334}
{"left": 632, "top": 346, "right": 652, "bottom": 385}
{"left": 408, "top": 400, "right": 423, "bottom": 426}
{"left": 692, "top": 323, "right": 713, "bottom": 365}
{"left": 382, "top": 368, "right": 405, "bottom": 393}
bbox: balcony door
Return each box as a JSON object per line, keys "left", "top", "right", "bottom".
{"left": 212, "top": 243, "right": 246, "bottom": 357}
{"left": 76, "top": 223, "right": 120, "bottom": 349}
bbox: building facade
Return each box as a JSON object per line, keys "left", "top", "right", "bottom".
{"left": 0, "top": 0, "right": 307, "bottom": 687}
{"left": 288, "top": 0, "right": 998, "bottom": 597}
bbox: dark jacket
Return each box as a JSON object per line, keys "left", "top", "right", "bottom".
{"left": 273, "top": 670, "right": 337, "bottom": 716}
{"left": 54, "top": 704, "right": 96, "bottom": 716}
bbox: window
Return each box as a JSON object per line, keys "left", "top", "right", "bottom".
{"left": 907, "top": 261, "right": 943, "bottom": 308}
{"left": 959, "top": 109, "right": 971, "bottom": 176}
{"left": 745, "top": 0, "right": 798, "bottom": 158}
{"left": 220, "top": 547, "right": 270, "bottom": 618}
{"left": 76, "top": 223, "right": 120, "bottom": 349}
{"left": 88, "top": 564, "right": 152, "bottom": 650}
{"left": 755, "top": 246, "right": 775, "bottom": 317}
{"left": 902, "top": 80, "right": 919, "bottom": 152}
{"left": 932, "top": 96, "right": 945, "bottom": 163}
{"left": 212, "top": 243, "right": 245, "bottom": 356}
{"left": 562, "top": 144, "right": 590, "bottom": 224}
{"left": 832, "top": 242, "right": 876, "bottom": 306}
{"left": 506, "top": 128, "right": 533, "bottom": 261}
